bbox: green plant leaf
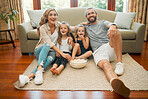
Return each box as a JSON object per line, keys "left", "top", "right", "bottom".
{"left": 16, "top": 17, "right": 20, "bottom": 23}
{"left": 5, "top": 19, "right": 8, "bottom": 24}
{"left": 0, "top": 9, "right": 19, "bottom": 24}
{"left": 0, "top": 14, "right": 5, "bottom": 20}
{"left": 9, "top": 15, "right": 14, "bottom": 21}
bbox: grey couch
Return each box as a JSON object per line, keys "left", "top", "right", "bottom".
{"left": 18, "top": 8, "right": 145, "bottom": 54}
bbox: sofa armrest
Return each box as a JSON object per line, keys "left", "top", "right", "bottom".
{"left": 18, "top": 22, "right": 33, "bottom": 53}
{"left": 131, "top": 22, "right": 145, "bottom": 52}
{"left": 131, "top": 22, "right": 145, "bottom": 40}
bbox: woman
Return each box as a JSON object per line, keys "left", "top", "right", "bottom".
{"left": 18, "top": 8, "right": 72, "bottom": 87}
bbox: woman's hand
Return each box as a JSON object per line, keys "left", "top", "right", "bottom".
{"left": 61, "top": 53, "right": 72, "bottom": 61}
{"left": 52, "top": 45, "right": 72, "bottom": 61}
{"left": 56, "top": 52, "right": 60, "bottom": 57}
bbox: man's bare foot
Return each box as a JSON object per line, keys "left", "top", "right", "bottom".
{"left": 50, "top": 67, "right": 56, "bottom": 75}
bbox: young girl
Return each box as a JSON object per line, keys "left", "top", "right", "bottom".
{"left": 50, "top": 21, "right": 74, "bottom": 75}
{"left": 72, "top": 24, "right": 92, "bottom": 59}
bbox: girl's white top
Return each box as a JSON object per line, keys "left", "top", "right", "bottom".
{"left": 56, "top": 37, "right": 72, "bottom": 53}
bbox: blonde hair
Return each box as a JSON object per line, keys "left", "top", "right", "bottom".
{"left": 75, "top": 24, "right": 87, "bottom": 38}
{"left": 57, "top": 21, "right": 71, "bottom": 45}
{"left": 37, "top": 8, "right": 58, "bottom": 35}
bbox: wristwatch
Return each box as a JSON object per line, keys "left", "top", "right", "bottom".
{"left": 111, "top": 23, "right": 118, "bottom": 28}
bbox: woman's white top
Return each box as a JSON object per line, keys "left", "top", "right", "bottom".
{"left": 50, "top": 30, "right": 58, "bottom": 45}
{"left": 35, "top": 22, "right": 60, "bottom": 49}
{"left": 48, "top": 30, "right": 58, "bottom": 51}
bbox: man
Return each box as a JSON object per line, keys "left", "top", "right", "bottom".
{"left": 82, "top": 7, "right": 130, "bottom": 97}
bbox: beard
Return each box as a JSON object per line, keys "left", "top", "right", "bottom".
{"left": 87, "top": 16, "right": 97, "bottom": 23}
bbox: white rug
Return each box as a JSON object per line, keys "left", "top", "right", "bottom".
{"left": 14, "top": 54, "right": 148, "bottom": 90}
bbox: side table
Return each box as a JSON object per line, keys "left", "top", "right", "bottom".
{"left": 0, "top": 29, "right": 16, "bottom": 48}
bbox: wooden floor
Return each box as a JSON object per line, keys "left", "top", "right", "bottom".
{"left": 0, "top": 40, "right": 148, "bottom": 99}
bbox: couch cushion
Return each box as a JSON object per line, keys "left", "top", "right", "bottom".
{"left": 114, "top": 12, "right": 136, "bottom": 29}
{"left": 27, "top": 8, "right": 116, "bottom": 27}
{"left": 27, "top": 29, "right": 39, "bottom": 40}
{"left": 27, "top": 29, "right": 135, "bottom": 40}
{"left": 27, "top": 10, "right": 45, "bottom": 28}
{"left": 119, "top": 29, "right": 136, "bottom": 40}
{"left": 57, "top": 8, "right": 116, "bottom": 26}
{"left": 96, "top": 9, "right": 116, "bottom": 23}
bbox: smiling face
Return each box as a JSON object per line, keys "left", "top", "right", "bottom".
{"left": 47, "top": 10, "right": 58, "bottom": 25}
{"left": 60, "top": 24, "right": 69, "bottom": 36}
{"left": 77, "top": 26, "right": 85, "bottom": 38}
{"left": 86, "top": 9, "right": 97, "bottom": 23}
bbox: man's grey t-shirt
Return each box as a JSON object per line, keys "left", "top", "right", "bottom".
{"left": 85, "top": 20, "right": 111, "bottom": 52}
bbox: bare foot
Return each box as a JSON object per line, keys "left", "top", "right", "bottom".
{"left": 54, "top": 69, "right": 60, "bottom": 75}
{"left": 50, "top": 67, "right": 56, "bottom": 75}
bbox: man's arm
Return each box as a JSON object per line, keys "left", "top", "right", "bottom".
{"left": 107, "top": 23, "right": 119, "bottom": 38}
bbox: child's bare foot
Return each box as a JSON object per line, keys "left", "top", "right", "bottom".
{"left": 50, "top": 67, "right": 56, "bottom": 75}
{"left": 54, "top": 69, "right": 60, "bottom": 75}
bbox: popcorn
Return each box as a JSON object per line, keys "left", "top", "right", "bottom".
{"left": 70, "top": 58, "right": 87, "bottom": 69}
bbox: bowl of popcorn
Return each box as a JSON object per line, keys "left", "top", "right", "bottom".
{"left": 70, "top": 58, "right": 88, "bottom": 69}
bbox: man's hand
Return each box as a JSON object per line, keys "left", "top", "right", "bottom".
{"left": 80, "top": 22, "right": 90, "bottom": 25}
{"left": 107, "top": 25, "right": 119, "bottom": 38}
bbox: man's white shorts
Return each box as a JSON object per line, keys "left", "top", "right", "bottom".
{"left": 93, "top": 43, "right": 116, "bottom": 65}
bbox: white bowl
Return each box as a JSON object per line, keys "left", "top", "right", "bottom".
{"left": 70, "top": 58, "right": 88, "bottom": 69}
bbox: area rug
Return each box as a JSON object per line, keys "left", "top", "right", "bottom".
{"left": 14, "top": 54, "right": 148, "bottom": 90}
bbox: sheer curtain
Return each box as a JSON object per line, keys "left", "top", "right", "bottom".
{"left": 128, "top": 0, "right": 148, "bottom": 41}
{"left": 8, "top": 0, "right": 24, "bottom": 39}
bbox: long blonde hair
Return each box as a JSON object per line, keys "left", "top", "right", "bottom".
{"left": 37, "top": 8, "right": 58, "bottom": 35}
{"left": 57, "top": 21, "right": 71, "bottom": 45}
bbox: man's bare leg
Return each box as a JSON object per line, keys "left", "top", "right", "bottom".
{"left": 97, "top": 60, "right": 118, "bottom": 81}
{"left": 109, "top": 30, "right": 124, "bottom": 75}
{"left": 97, "top": 60, "right": 130, "bottom": 97}
{"left": 109, "top": 30, "right": 122, "bottom": 63}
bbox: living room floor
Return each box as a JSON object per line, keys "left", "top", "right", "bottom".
{"left": 0, "top": 40, "right": 148, "bottom": 99}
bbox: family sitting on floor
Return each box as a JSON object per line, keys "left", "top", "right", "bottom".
{"left": 18, "top": 7, "right": 130, "bottom": 97}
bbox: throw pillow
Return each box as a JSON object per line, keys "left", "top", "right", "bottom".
{"left": 114, "top": 12, "right": 136, "bottom": 29}
{"left": 27, "top": 10, "right": 45, "bottom": 28}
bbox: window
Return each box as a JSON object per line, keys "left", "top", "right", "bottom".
{"left": 78, "top": 0, "right": 107, "bottom": 10}
{"left": 41, "top": 0, "right": 70, "bottom": 9}
{"left": 115, "top": 0, "right": 124, "bottom": 12}
{"left": 22, "top": 0, "right": 33, "bottom": 22}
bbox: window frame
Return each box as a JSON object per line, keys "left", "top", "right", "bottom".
{"left": 33, "top": 0, "right": 115, "bottom": 11}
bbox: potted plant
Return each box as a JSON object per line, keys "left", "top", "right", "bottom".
{"left": 0, "top": 9, "right": 19, "bottom": 30}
